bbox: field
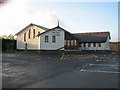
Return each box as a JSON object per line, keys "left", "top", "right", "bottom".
{"left": 2, "top": 51, "right": 119, "bottom": 88}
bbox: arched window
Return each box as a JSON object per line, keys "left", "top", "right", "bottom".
{"left": 28, "top": 29, "right": 31, "bottom": 39}
{"left": 33, "top": 29, "right": 35, "bottom": 38}
{"left": 24, "top": 33, "right": 26, "bottom": 42}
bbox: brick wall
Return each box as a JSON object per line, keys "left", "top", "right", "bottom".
{"left": 110, "top": 42, "right": 120, "bottom": 51}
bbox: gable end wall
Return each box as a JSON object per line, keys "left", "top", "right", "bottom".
{"left": 16, "top": 25, "right": 46, "bottom": 50}
{"left": 40, "top": 28, "right": 65, "bottom": 50}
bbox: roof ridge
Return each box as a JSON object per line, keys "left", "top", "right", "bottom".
{"left": 15, "top": 23, "right": 50, "bottom": 35}
{"left": 32, "top": 23, "right": 49, "bottom": 30}
{"left": 72, "top": 31, "right": 110, "bottom": 34}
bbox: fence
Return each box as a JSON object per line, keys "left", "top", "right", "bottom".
{"left": 1, "top": 39, "right": 16, "bottom": 51}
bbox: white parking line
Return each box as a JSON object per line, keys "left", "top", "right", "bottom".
{"left": 80, "top": 69, "right": 120, "bottom": 74}
{"left": 60, "top": 54, "right": 64, "bottom": 59}
{"left": 89, "top": 64, "right": 119, "bottom": 67}
{"left": 96, "top": 60, "right": 106, "bottom": 62}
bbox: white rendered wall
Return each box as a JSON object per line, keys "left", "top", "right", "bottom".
{"left": 40, "top": 28, "right": 65, "bottom": 50}
{"left": 104, "top": 36, "right": 110, "bottom": 50}
{"left": 16, "top": 25, "right": 46, "bottom": 50}
{"left": 79, "top": 36, "right": 110, "bottom": 50}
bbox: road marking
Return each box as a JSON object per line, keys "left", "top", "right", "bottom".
{"left": 80, "top": 69, "right": 120, "bottom": 74}
{"left": 60, "top": 54, "right": 65, "bottom": 59}
{"left": 96, "top": 60, "right": 106, "bottom": 62}
{"left": 89, "top": 64, "right": 119, "bottom": 67}
{"left": 2, "top": 74, "right": 16, "bottom": 77}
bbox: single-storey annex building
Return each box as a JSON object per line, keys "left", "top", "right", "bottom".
{"left": 15, "top": 23, "right": 111, "bottom": 51}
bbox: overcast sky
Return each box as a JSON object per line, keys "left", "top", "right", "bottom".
{"left": 0, "top": 0, "right": 118, "bottom": 41}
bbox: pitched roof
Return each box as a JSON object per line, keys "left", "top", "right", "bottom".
{"left": 72, "top": 32, "right": 110, "bottom": 43}
{"left": 37, "top": 26, "right": 79, "bottom": 40}
{"left": 15, "top": 23, "right": 49, "bottom": 35}
{"left": 33, "top": 24, "right": 49, "bottom": 31}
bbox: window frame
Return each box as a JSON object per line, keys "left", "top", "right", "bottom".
{"left": 52, "top": 36, "right": 56, "bottom": 43}
{"left": 45, "top": 36, "right": 49, "bottom": 42}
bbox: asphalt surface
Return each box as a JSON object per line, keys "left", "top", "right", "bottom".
{"left": 2, "top": 51, "right": 119, "bottom": 88}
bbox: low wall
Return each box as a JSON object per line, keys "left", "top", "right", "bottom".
{"left": 110, "top": 42, "right": 120, "bottom": 51}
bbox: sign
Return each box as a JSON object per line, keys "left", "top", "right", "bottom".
{"left": 53, "top": 30, "right": 60, "bottom": 36}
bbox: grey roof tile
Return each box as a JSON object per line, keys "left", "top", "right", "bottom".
{"left": 33, "top": 24, "right": 49, "bottom": 31}
{"left": 72, "top": 32, "right": 110, "bottom": 43}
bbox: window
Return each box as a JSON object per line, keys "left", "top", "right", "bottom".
{"left": 74, "top": 40, "right": 76, "bottom": 46}
{"left": 24, "top": 33, "right": 26, "bottom": 42}
{"left": 83, "top": 43, "right": 86, "bottom": 47}
{"left": 79, "top": 43, "right": 81, "bottom": 47}
{"left": 93, "top": 43, "right": 96, "bottom": 47}
{"left": 67, "top": 40, "right": 70, "bottom": 46}
{"left": 52, "top": 36, "right": 56, "bottom": 43}
{"left": 28, "top": 29, "right": 31, "bottom": 39}
{"left": 33, "top": 29, "right": 35, "bottom": 38}
{"left": 98, "top": 43, "right": 101, "bottom": 47}
{"left": 65, "top": 40, "right": 67, "bottom": 45}
{"left": 88, "top": 43, "right": 91, "bottom": 47}
{"left": 71, "top": 40, "right": 74, "bottom": 46}
{"left": 45, "top": 36, "right": 48, "bottom": 42}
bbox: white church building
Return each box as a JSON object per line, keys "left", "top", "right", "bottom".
{"left": 15, "top": 23, "right": 111, "bottom": 51}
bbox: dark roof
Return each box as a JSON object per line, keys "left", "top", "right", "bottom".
{"left": 38, "top": 26, "right": 79, "bottom": 40}
{"left": 72, "top": 32, "right": 110, "bottom": 43}
{"left": 33, "top": 24, "right": 49, "bottom": 31}
{"left": 15, "top": 23, "right": 49, "bottom": 35}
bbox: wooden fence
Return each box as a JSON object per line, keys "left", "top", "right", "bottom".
{"left": 1, "top": 39, "right": 16, "bottom": 51}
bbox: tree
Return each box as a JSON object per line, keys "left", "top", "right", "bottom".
{"left": 7, "top": 34, "right": 15, "bottom": 40}
{"left": 1, "top": 35, "right": 8, "bottom": 39}
{"left": 0, "top": 34, "right": 15, "bottom": 40}
{"left": 1, "top": 34, "right": 16, "bottom": 51}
